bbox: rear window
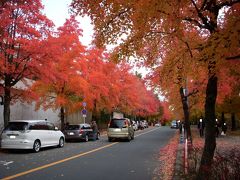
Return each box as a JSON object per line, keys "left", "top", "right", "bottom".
{"left": 4, "top": 122, "right": 29, "bottom": 131}
{"left": 65, "top": 125, "right": 80, "bottom": 130}
{"left": 172, "top": 120, "right": 177, "bottom": 124}
{"left": 109, "top": 119, "right": 126, "bottom": 128}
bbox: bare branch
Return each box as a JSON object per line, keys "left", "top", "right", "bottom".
{"left": 187, "top": 88, "right": 199, "bottom": 97}
{"left": 226, "top": 55, "right": 240, "bottom": 60}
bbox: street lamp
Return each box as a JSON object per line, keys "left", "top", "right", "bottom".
{"left": 0, "top": 95, "right": 3, "bottom": 105}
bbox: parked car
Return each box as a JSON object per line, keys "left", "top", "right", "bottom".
{"left": 155, "top": 123, "right": 161, "bottom": 127}
{"left": 0, "top": 120, "right": 65, "bottom": 152}
{"left": 63, "top": 123, "right": 100, "bottom": 142}
{"left": 171, "top": 120, "right": 178, "bottom": 129}
{"left": 132, "top": 121, "right": 138, "bottom": 131}
{"left": 138, "top": 121, "right": 145, "bottom": 130}
{"left": 107, "top": 118, "right": 134, "bottom": 142}
{"left": 143, "top": 120, "right": 149, "bottom": 128}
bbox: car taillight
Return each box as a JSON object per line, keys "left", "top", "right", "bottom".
{"left": 124, "top": 121, "right": 129, "bottom": 127}
{"left": 79, "top": 130, "right": 83, "bottom": 133}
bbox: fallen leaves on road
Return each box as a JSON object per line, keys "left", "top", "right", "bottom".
{"left": 153, "top": 132, "right": 179, "bottom": 180}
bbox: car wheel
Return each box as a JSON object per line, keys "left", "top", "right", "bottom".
{"left": 58, "top": 137, "right": 64, "bottom": 148}
{"left": 131, "top": 134, "right": 134, "bottom": 140}
{"left": 85, "top": 135, "right": 89, "bottom": 142}
{"left": 108, "top": 137, "right": 112, "bottom": 142}
{"left": 33, "top": 140, "right": 41, "bottom": 153}
{"left": 96, "top": 133, "right": 100, "bottom": 140}
{"left": 127, "top": 135, "right": 131, "bottom": 142}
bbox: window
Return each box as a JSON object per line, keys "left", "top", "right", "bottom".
{"left": 81, "top": 125, "right": 91, "bottom": 129}
{"left": 47, "top": 123, "right": 55, "bottom": 130}
{"left": 4, "top": 122, "right": 28, "bottom": 131}
{"left": 109, "top": 119, "right": 125, "bottom": 128}
{"left": 29, "top": 122, "right": 48, "bottom": 130}
{"left": 65, "top": 125, "right": 80, "bottom": 130}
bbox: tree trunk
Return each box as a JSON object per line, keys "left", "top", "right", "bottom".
{"left": 231, "top": 113, "right": 236, "bottom": 131}
{"left": 3, "top": 86, "right": 11, "bottom": 128}
{"left": 180, "top": 87, "right": 192, "bottom": 142}
{"left": 60, "top": 106, "right": 65, "bottom": 131}
{"left": 221, "top": 112, "right": 225, "bottom": 124}
{"left": 197, "top": 76, "right": 217, "bottom": 180}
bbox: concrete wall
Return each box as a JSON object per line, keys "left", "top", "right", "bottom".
{"left": 66, "top": 111, "right": 92, "bottom": 124}
{"left": 0, "top": 101, "right": 60, "bottom": 131}
{"left": 0, "top": 101, "right": 94, "bottom": 131}
{"left": 0, "top": 79, "right": 92, "bottom": 131}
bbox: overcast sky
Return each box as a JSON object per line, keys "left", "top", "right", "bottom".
{"left": 41, "top": 0, "right": 93, "bottom": 46}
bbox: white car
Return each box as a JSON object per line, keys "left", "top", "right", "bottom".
{"left": 0, "top": 120, "right": 65, "bottom": 152}
{"left": 132, "top": 121, "right": 138, "bottom": 131}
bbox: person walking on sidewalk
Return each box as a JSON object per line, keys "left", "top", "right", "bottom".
{"left": 215, "top": 119, "right": 220, "bottom": 137}
{"left": 198, "top": 118, "right": 205, "bottom": 137}
{"left": 179, "top": 121, "right": 183, "bottom": 134}
{"left": 221, "top": 122, "right": 227, "bottom": 135}
{"left": 91, "top": 121, "right": 98, "bottom": 141}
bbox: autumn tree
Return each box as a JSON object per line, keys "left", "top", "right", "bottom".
{"left": 30, "top": 16, "right": 90, "bottom": 130}
{"left": 71, "top": 0, "right": 240, "bottom": 178}
{"left": 0, "top": 0, "right": 53, "bottom": 127}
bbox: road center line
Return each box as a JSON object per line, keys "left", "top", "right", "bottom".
{"left": 135, "top": 127, "right": 160, "bottom": 137}
{"left": 2, "top": 127, "right": 160, "bottom": 180}
{"left": 2, "top": 142, "right": 118, "bottom": 180}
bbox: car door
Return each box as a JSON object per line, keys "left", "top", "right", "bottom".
{"left": 47, "top": 122, "right": 59, "bottom": 145}
{"left": 81, "top": 124, "right": 92, "bottom": 138}
{"left": 29, "top": 122, "right": 49, "bottom": 147}
{"left": 128, "top": 119, "right": 134, "bottom": 137}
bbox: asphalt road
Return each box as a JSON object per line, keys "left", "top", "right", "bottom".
{"left": 0, "top": 126, "right": 176, "bottom": 180}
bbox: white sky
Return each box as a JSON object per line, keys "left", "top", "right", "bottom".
{"left": 41, "top": 0, "right": 149, "bottom": 77}
{"left": 41, "top": 0, "right": 93, "bottom": 46}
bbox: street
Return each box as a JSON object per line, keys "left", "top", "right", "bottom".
{"left": 0, "top": 127, "right": 176, "bottom": 180}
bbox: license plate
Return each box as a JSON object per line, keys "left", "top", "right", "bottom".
{"left": 114, "top": 129, "right": 121, "bottom": 132}
{"left": 10, "top": 135, "right": 16, "bottom": 139}
{"left": 69, "top": 132, "right": 74, "bottom": 135}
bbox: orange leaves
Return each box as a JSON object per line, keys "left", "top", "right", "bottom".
{"left": 156, "top": 132, "right": 179, "bottom": 180}
{"left": 28, "top": 16, "right": 160, "bottom": 117}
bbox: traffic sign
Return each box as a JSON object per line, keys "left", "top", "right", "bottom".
{"left": 82, "top": 109, "right": 87, "bottom": 115}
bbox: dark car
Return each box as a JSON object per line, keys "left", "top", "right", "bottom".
{"left": 171, "top": 120, "right": 179, "bottom": 129}
{"left": 64, "top": 123, "right": 99, "bottom": 142}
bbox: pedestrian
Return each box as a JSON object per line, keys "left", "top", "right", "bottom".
{"left": 198, "top": 118, "right": 205, "bottom": 137}
{"left": 91, "top": 121, "right": 98, "bottom": 141}
{"left": 215, "top": 119, "right": 219, "bottom": 137}
{"left": 221, "top": 122, "right": 227, "bottom": 135}
{"left": 179, "top": 121, "right": 183, "bottom": 134}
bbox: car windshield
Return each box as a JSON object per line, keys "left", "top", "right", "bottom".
{"left": 65, "top": 125, "right": 80, "bottom": 130}
{"left": 172, "top": 120, "right": 177, "bottom": 124}
{"left": 4, "top": 122, "right": 29, "bottom": 131}
{"left": 109, "top": 119, "right": 125, "bottom": 128}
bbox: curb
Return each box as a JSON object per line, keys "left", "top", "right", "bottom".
{"left": 173, "top": 132, "right": 185, "bottom": 180}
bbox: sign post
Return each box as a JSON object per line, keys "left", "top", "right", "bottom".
{"left": 82, "top": 102, "right": 87, "bottom": 123}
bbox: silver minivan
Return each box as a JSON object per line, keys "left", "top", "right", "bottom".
{"left": 0, "top": 120, "right": 65, "bottom": 152}
{"left": 107, "top": 118, "right": 134, "bottom": 142}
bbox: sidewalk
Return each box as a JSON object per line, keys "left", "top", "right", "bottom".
{"left": 173, "top": 132, "right": 185, "bottom": 180}
{"left": 173, "top": 128, "right": 240, "bottom": 179}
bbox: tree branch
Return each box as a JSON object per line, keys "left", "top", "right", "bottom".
{"left": 226, "top": 55, "right": 240, "bottom": 60}
{"left": 187, "top": 88, "right": 199, "bottom": 97}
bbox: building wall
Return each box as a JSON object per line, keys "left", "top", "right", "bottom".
{"left": 0, "top": 101, "right": 94, "bottom": 131}
{"left": 65, "top": 111, "right": 92, "bottom": 124}
{"left": 0, "top": 101, "right": 60, "bottom": 131}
